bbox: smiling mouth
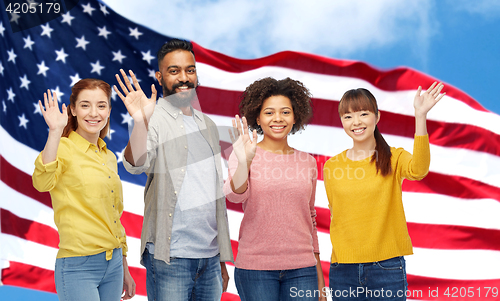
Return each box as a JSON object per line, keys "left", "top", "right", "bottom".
{"left": 86, "top": 120, "right": 101, "bottom": 125}
{"left": 352, "top": 128, "right": 366, "bottom": 134}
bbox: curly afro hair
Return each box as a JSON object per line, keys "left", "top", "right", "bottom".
{"left": 239, "top": 77, "right": 313, "bottom": 135}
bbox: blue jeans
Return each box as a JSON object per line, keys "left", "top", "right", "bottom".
{"left": 329, "top": 256, "right": 407, "bottom": 301}
{"left": 55, "top": 249, "right": 123, "bottom": 301}
{"left": 142, "top": 249, "right": 222, "bottom": 301}
{"left": 234, "top": 266, "right": 319, "bottom": 301}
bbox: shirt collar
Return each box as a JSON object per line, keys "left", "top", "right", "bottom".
{"left": 68, "top": 131, "right": 108, "bottom": 152}
{"left": 158, "top": 97, "right": 203, "bottom": 121}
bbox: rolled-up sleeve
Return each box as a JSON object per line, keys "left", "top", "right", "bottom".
{"left": 32, "top": 152, "right": 64, "bottom": 192}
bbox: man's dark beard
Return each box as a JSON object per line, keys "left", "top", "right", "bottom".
{"left": 163, "top": 80, "right": 196, "bottom": 108}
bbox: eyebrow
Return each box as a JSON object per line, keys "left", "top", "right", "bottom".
{"left": 167, "top": 65, "right": 196, "bottom": 70}
{"left": 263, "top": 106, "right": 292, "bottom": 110}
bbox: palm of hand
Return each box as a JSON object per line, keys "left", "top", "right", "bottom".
{"left": 233, "top": 133, "right": 256, "bottom": 162}
{"left": 414, "top": 82, "right": 445, "bottom": 115}
{"left": 44, "top": 106, "right": 68, "bottom": 131}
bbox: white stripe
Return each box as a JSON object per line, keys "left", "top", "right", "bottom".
{"left": 0, "top": 181, "right": 56, "bottom": 230}
{"left": 197, "top": 63, "right": 500, "bottom": 135}
{"left": 403, "top": 192, "right": 500, "bottom": 230}
{"left": 407, "top": 247, "right": 500, "bottom": 280}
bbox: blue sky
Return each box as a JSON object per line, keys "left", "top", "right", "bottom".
{"left": 2, "top": 0, "right": 499, "bottom": 300}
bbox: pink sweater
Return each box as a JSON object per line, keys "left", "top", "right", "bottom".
{"left": 223, "top": 147, "right": 320, "bottom": 270}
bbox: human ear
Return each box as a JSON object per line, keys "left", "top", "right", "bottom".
{"left": 376, "top": 112, "right": 381, "bottom": 124}
{"left": 155, "top": 72, "right": 162, "bottom": 85}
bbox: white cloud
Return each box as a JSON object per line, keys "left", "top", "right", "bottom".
{"left": 103, "top": 0, "right": 436, "bottom": 60}
{"left": 449, "top": 0, "right": 500, "bottom": 17}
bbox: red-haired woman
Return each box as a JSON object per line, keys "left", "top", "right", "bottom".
{"left": 323, "top": 83, "right": 445, "bottom": 300}
{"left": 32, "top": 78, "right": 143, "bottom": 301}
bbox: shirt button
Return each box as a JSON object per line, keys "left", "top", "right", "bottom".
{"left": 179, "top": 112, "right": 183, "bottom": 115}
{"left": 102, "top": 163, "right": 105, "bottom": 166}
{"left": 113, "top": 205, "right": 115, "bottom": 208}
{"left": 168, "top": 237, "right": 171, "bottom": 240}
{"left": 184, "top": 146, "right": 187, "bottom": 149}
{"left": 109, "top": 176, "right": 111, "bottom": 179}
{"left": 95, "top": 150, "right": 98, "bottom": 153}
{"left": 111, "top": 190, "right": 114, "bottom": 193}
{"left": 169, "top": 213, "right": 172, "bottom": 217}
{"left": 114, "top": 221, "right": 116, "bottom": 223}
{"left": 174, "top": 191, "right": 177, "bottom": 194}
{"left": 181, "top": 169, "right": 184, "bottom": 172}
{"left": 180, "top": 125, "right": 184, "bottom": 129}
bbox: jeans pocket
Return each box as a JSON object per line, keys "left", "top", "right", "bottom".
{"left": 330, "top": 262, "right": 340, "bottom": 269}
{"left": 64, "top": 255, "right": 90, "bottom": 268}
{"left": 375, "top": 257, "right": 403, "bottom": 270}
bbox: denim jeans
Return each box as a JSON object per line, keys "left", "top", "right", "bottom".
{"left": 142, "top": 249, "right": 222, "bottom": 301}
{"left": 54, "top": 248, "right": 123, "bottom": 301}
{"left": 329, "top": 256, "right": 407, "bottom": 301}
{"left": 234, "top": 266, "right": 319, "bottom": 301}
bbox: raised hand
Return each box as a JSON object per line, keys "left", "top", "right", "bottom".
{"left": 39, "top": 89, "right": 68, "bottom": 132}
{"left": 414, "top": 82, "right": 445, "bottom": 117}
{"left": 114, "top": 69, "right": 157, "bottom": 124}
{"left": 229, "top": 115, "right": 257, "bottom": 165}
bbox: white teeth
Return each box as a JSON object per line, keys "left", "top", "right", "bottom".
{"left": 353, "top": 129, "right": 364, "bottom": 133}
{"left": 87, "top": 121, "right": 99, "bottom": 124}
{"left": 271, "top": 126, "right": 285, "bottom": 129}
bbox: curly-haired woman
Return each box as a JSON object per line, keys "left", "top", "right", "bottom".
{"left": 223, "top": 77, "right": 326, "bottom": 301}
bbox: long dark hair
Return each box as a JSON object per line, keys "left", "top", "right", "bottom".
{"left": 338, "top": 88, "right": 392, "bottom": 176}
{"left": 62, "top": 78, "right": 112, "bottom": 139}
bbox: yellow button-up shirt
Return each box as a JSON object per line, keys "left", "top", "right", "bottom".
{"left": 33, "top": 131, "right": 127, "bottom": 260}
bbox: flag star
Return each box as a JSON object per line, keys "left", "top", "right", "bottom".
{"left": 41, "top": 24, "right": 54, "bottom": 38}
{"left": 7, "top": 48, "right": 17, "bottom": 64}
{"left": 20, "top": 74, "right": 31, "bottom": 90}
{"left": 121, "top": 113, "right": 133, "bottom": 126}
{"left": 61, "top": 12, "right": 74, "bottom": 25}
{"left": 0, "top": 62, "right": 4, "bottom": 75}
{"left": 148, "top": 69, "right": 156, "bottom": 78}
{"left": 33, "top": 102, "right": 42, "bottom": 115}
{"left": 111, "top": 89, "right": 117, "bottom": 101}
{"left": 76, "top": 35, "right": 90, "bottom": 50}
{"left": 23, "top": 35, "right": 35, "bottom": 50}
{"left": 115, "top": 146, "right": 126, "bottom": 163}
{"left": 142, "top": 50, "right": 155, "bottom": 65}
{"left": 112, "top": 50, "right": 126, "bottom": 63}
{"left": 10, "top": 13, "right": 21, "bottom": 24}
{"left": 70, "top": 73, "right": 82, "bottom": 86}
{"left": 0, "top": 22, "right": 5, "bottom": 37}
{"left": 55, "top": 48, "right": 69, "bottom": 63}
{"left": 99, "top": 3, "right": 109, "bottom": 15}
{"left": 129, "top": 27, "right": 143, "bottom": 40}
{"left": 82, "top": 3, "right": 96, "bottom": 16}
{"left": 18, "top": 114, "right": 29, "bottom": 129}
{"left": 7, "top": 87, "right": 15, "bottom": 102}
{"left": 37, "top": 61, "right": 50, "bottom": 77}
{"left": 51, "top": 86, "right": 64, "bottom": 100}
{"left": 2, "top": 100, "right": 6, "bottom": 113}
{"left": 97, "top": 26, "right": 111, "bottom": 39}
{"left": 108, "top": 128, "right": 115, "bottom": 139}
{"left": 91, "top": 60, "right": 105, "bottom": 75}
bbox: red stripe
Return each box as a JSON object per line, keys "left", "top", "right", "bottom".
{"left": 1, "top": 262, "right": 56, "bottom": 293}
{"left": 197, "top": 87, "right": 500, "bottom": 157}
{"left": 402, "top": 172, "right": 500, "bottom": 202}
{"left": 121, "top": 211, "right": 143, "bottom": 239}
{"left": 192, "top": 43, "right": 487, "bottom": 112}
{"left": 1, "top": 209, "right": 59, "bottom": 248}
{"left": 0, "top": 155, "right": 52, "bottom": 208}
{"left": 406, "top": 274, "right": 500, "bottom": 301}
{"left": 407, "top": 222, "right": 500, "bottom": 251}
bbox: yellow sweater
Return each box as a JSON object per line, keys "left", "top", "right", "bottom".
{"left": 323, "top": 135, "right": 430, "bottom": 263}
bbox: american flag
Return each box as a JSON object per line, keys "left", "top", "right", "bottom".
{"left": 1, "top": 1, "right": 499, "bottom": 300}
